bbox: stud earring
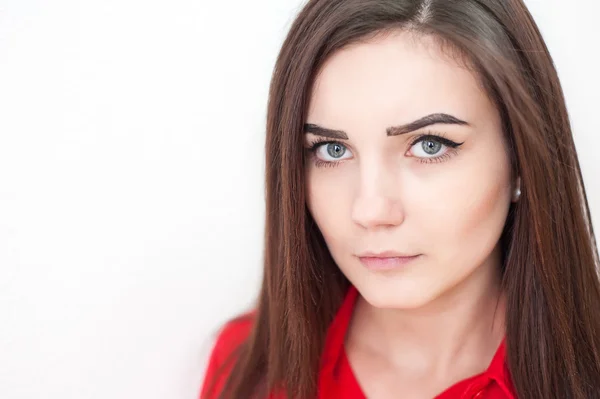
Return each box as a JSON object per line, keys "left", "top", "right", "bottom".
{"left": 513, "top": 177, "right": 521, "bottom": 202}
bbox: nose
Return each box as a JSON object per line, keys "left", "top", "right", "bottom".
{"left": 351, "top": 161, "right": 405, "bottom": 229}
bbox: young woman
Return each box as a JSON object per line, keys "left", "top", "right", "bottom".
{"left": 201, "top": 0, "right": 600, "bottom": 398}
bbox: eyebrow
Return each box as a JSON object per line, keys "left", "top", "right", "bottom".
{"left": 303, "top": 113, "right": 469, "bottom": 139}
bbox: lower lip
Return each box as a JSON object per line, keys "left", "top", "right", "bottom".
{"left": 358, "top": 255, "right": 421, "bottom": 271}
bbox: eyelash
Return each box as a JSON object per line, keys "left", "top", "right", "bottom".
{"left": 304, "top": 130, "right": 464, "bottom": 168}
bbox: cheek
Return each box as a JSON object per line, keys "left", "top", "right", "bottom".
{"left": 420, "top": 151, "right": 512, "bottom": 264}
{"left": 305, "top": 168, "right": 352, "bottom": 243}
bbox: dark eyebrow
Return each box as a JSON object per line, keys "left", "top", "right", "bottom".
{"left": 303, "top": 113, "right": 469, "bottom": 139}
{"left": 386, "top": 113, "right": 469, "bottom": 136}
{"left": 303, "top": 123, "right": 348, "bottom": 139}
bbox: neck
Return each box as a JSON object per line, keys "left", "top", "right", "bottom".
{"left": 346, "top": 251, "right": 506, "bottom": 377}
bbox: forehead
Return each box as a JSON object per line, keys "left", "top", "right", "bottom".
{"left": 307, "top": 30, "right": 494, "bottom": 129}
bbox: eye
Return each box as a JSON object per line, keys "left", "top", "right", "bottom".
{"left": 305, "top": 139, "right": 353, "bottom": 167}
{"left": 315, "top": 142, "right": 352, "bottom": 161}
{"left": 411, "top": 137, "right": 446, "bottom": 157}
{"left": 408, "top": 133, "right": 464, "bottom": 163}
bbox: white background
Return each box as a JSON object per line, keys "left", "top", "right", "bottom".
{"left": 0, "top": 1, "right": 598, "bottom": 398}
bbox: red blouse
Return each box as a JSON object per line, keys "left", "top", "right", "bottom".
{"left": 201, "top": 285, "right": 517, "bottom": 398}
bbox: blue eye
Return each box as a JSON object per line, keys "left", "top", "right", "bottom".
{"left": 408, "top": 133, "right": 464, "bottom": 163}
{"left": 411, "top": 138, "right": 445, "bottom": 157}
{"left": 305, "top": 140, "right": 353, "bottom": 167}
{"left": 304, "top": 131, "right": 464, "bottom": 168}
{"left": 321, "top": 142, "right": 349, "bottom": 159}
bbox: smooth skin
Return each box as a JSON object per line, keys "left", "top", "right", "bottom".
{"left": 304, "top": 30, "right": 518, "bottom": 398}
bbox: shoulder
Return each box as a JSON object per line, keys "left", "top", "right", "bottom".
{"left": 200, "top": 312, "right": 255, "bottom": 399}
{"left": 209, "top": 313, "right": 254, "bottom": 364}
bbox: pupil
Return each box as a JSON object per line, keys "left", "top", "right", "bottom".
{"left": 327, "top": 143, "right": 345, "bottom": 158}
{"left": 423, "top": 140, "right": 441, "bottom": 155}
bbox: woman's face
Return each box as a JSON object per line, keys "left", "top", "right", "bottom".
{"left": 304, "top": 30, "right": 515, "bottom": 309}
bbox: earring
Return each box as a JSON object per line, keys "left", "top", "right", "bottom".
{"left": 513, "top": 177, "right": 521, "bottom": 202}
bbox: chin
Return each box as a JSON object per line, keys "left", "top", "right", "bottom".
{"left": 356, "top": 281, "right": 438, "bottom": 310}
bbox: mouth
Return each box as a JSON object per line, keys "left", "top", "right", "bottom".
{"left": 356, "top": 253, "right": 421, "bottom": 271}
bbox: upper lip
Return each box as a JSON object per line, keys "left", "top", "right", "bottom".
{"left": 357, "top": 251, "right": 419, "bottom": 258}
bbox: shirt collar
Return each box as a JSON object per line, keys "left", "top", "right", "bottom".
{"left": 320, "top": 284, "right": 515, "bottom": 396}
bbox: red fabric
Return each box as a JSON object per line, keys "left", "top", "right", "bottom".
{"left": 201, "top": 285, "right": 516, "bottom": 399}
{"left": 200, "top": 315, "right": 253, "bottom": 399}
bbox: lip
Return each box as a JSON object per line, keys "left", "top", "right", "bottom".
{"left": 357, "top": 252, "right": 421, "bottom": 271}
{"left": 357, "top": 250, "right": 418, "bottom": 258}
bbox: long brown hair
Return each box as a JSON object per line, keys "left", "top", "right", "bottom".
{"left": 204, "top": 0, "right": 600, "bottom": 398}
